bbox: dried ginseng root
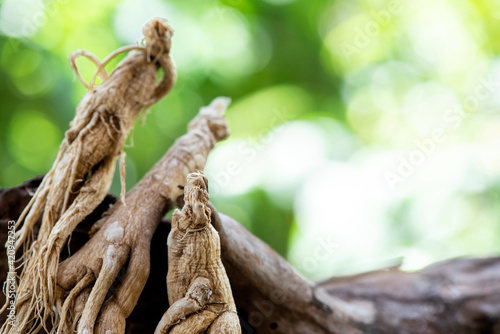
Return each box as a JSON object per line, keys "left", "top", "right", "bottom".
{"left": 1, "top": 18, "right": 176, "bottom": 334}
{"left": 154, "top": 171, "right": 241, "bottom": 334}
{"left": 53, "top": 97, "right": 231, "bottom": 334}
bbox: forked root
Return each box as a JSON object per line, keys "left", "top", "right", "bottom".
{"left": 2, "top": 18, "right": 176, "bottom": 334}
{"left": 51, "top": 97, "right": 231, "bottom": 334}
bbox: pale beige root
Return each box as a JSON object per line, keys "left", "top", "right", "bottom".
{"left": 154, "top": 276, "right": 214, "bottom": 333}
{"left": 154, "top": 172, "right": 241, "bottom": 334}
{"left": 2, "top": 18, "right": 176, "bottom": 334}
{"left": 69, "top": 49, "right": 109, "bottom": 89}
{"left": 51, "top": 97, "right": 231, "bottom": 334}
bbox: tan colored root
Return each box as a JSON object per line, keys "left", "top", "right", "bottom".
{"left": 56, "top": 269, "right": 95, "bottom": 334}
{"left": 51, "top": 97, "right": 230, "bottom": 334}
{"left": 13, "top": 141, "right": 67, "bottom": 250}
{"left": 77, "top": 245, "right": 130, "bottom": 334}
{"left": 159, "top": 310, "right": 218, "bottom": 334}
{"left": 154, "top": 171, "right": 241, "bottom": 334}
{"left": 2, "top": 18, "right": 176, "bottom": 334}
{"left": 119, "top": 151, "right": 127, "bottom": 204}
{"left": 70, "top": 45, "right": 149, "bottom": 91}
{"left": 69, "top": 50, "right": 109, "bottom": 89}
{"left": 12, "top": 155, "right": 116, "bottom": 334}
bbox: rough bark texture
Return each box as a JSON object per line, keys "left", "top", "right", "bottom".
{"left": 211, "top": 211, "right": 500, "bottom": 334}
{"left": 211, "top": 210, "right": 368, "bottom": 334}
{"left": 320, "top": 259, "right": 500, "bottom": 334}
{"left": 4, "top": 18, "right": 176, "bottom": 334}
{"left": 53, "top": 97, "right": 231, "bottom": 333}
{"left": 155, "top": 172, "right": 240, "bottom": 334}
{"left": 2, "top": 179, "right": 499, "bottom": 333}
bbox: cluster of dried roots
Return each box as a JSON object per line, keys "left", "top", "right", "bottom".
{"left": 0, "top": 17, "right": 241, "bottom": 334}
{"left": 3, "top": 12, "right": 500, "bottom": 334}
{"left": 53, "top": 97, "right": 232, "bottom": 334}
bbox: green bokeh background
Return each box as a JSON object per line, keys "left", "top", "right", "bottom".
{"left": 1, "top": 0, "right": 500, "bottom": 280}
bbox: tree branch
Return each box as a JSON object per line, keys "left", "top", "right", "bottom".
{"left": 1, "top": 179, "right": 499, "bottom": 333}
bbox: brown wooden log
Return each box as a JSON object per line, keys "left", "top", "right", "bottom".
{"left": 1, "top": 178, "right": 499, "bottom": 333}
{"left": 210, "top": 209, "right": 368, "bottom": 333}
{"left": 320, "top": 258, "right": 500, "bottom": 333}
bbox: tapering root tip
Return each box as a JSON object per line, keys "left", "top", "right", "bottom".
{"left": 143, "top": 17, "right": 174, "bottom": 55}
{"left": 186, "top": 171, "right": 209, "bottom": 192}
{"left": 189, "top": 97, "right": 231, "bottom": 141}
{"left": 202, "top": 97, "right": 232, "bottom": 117}
{"left": 176, "top": 171, "right": 211, "bottom": 231}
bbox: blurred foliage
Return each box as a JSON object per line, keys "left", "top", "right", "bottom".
{"left": 1, "top": 0, "right": 500, "bottom": 280}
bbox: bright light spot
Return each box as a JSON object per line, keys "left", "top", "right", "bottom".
{"left": 200, "top": 8, "right": 250, "bottom": 60}
{"left": 290, "top": 162, "right": 390, "bottom": 279}
{"left": 406, "top": 1, "right": 480, "bottom": 75}
{"left": 206, "top": 119, "right": 355, "bottom": 204}
{"left": 205, "top": 139, "right": 265, "bottom": 197}
{"left": 401, "top": 82, "right": 460, "bottom": 134}
{"left": 263, "top": 121, "right": 329, "bottom": 191}
{"left": 474, "top": 59, "right": 500, "bottom": 113}
{"left": 400, "top": 249, "right": 434, "bottom": 271}
{"left": 198, "top": 8, "right": 264, "bottom": 78}
{"left": 369, "top": 61, "right": 418, "bottom": 112}
{"left": 477, "top": 120, "right": 500, "bottom": 173}
{"left": 0, "top": 0, "right": 44, "bottom": 37}
{"left": 113, "top": 0, "right": 173, "bottom": 43}
{"left": 114, "top": 2, "right": 265, "bottom": 78}
{"left": 347, "top": 88, "right": 399, "bottom": 144}
{"left": 286, "top": 133, "right": 500, "bottom": 279}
